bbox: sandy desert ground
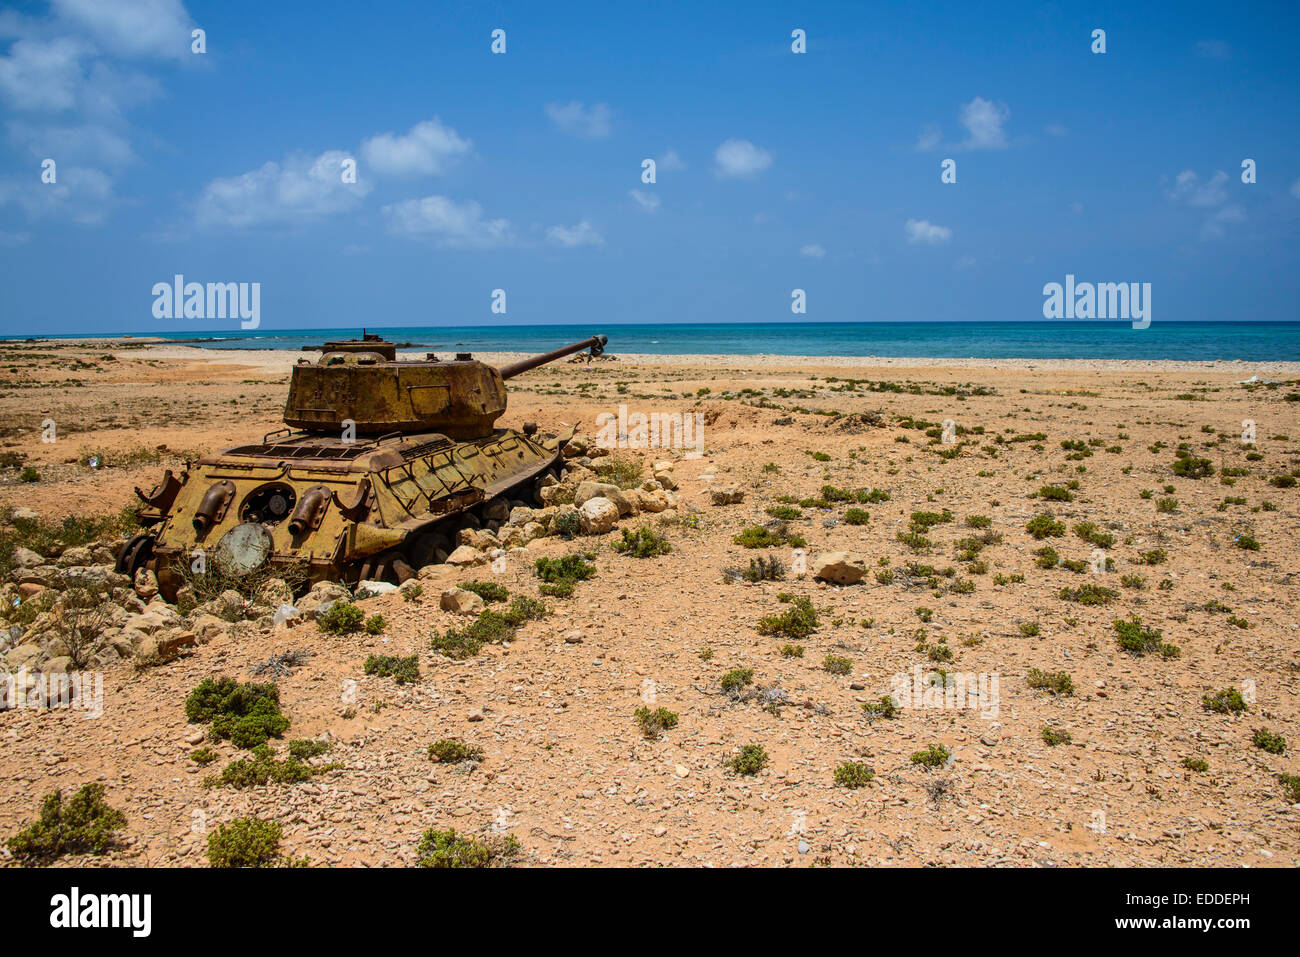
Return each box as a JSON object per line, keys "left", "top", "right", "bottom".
{"left": 1, "top": 336, "right": 1298, "bottom": 867}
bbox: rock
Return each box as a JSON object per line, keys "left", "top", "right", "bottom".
{"left": 811, "top": 551, "right": 869, "bottom": 586}
{"left": 42, "top": 656, "right": 72, "bottom": 674}
{"left": 310, "top": 580, "right": 351, "bottom": 603}
{"left": 709, "top": 484, "right": 745, "bottom": 505}
{"left": 133, "top": 567, "right": 159, "bottom": 600}
{"left": 521, "top": 521, "right": 545, "bottom": 542}
{"left": 575, "top": 481, "right": 621, "bottom": 508}
{"left": 354, "top": 580, "right": 398, "bottom": 598}
{"left": 156, "top": 630, "right": 198, "bottom": 658}
{"left": 16, "top": 582, "right": 45, "bottom": 599}
{"left": 563, "top": 434, "right": 590, "bottom": 458}
{"left": 58, "top": 546, "right": 93, "bottom": 567}
{"left": 484, "top": 499, "right": 511, "bottom": 523}
{"left": 509, "top": 506, "right": 536, "bottom": 526}
{"left": 11, "top": 546, "right": 43, "bottom": 569}
{"left": 578, "top": 497, "right": 619, "bottom": 535}
{"left": 5, "top": 643, "right": 42, "bottom": 670}
{"left": 417, "top": 563, "right": 454, "bottom": 582}
{"left": 440, "top": 587, "right": 486, "bottom": 616}
{"left": 653, "top": 460, "right": 674, "bottom": 473}
{"left": 446, "top": 545, "right": 487, "bottom": 567}
{"left": 539, "top": 483, "right": 576, "bottom": 507}
{"left": 652, "top": 470, "right": 678, "bottom": 491}
{"left": 191, "top": 614, "right": 228, "bottom": 642}
{"left": 10, "top": 506, "right": 39, "bottom": 523}
{"left": 185, "top": 727, "right": 206, "bottom": 745}
{"left": 636, "top": 488, "right": 671, "bottom": 513}
{"left": 563, "top": 630, "right": 585, "bottom": 644}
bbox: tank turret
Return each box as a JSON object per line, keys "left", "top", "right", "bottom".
{"left": 284, "top": 334, "right": 606, "bottom": 439}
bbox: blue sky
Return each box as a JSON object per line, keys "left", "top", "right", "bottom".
{"left": 0, "top": 0, "right": 1297, "bottom": 336}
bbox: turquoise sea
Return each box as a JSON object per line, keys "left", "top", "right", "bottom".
{"left": 12, "top": 322, "right": 1300, "bottom": 362}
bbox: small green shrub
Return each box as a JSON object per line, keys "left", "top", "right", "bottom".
{"left": 1026, "top": 513, "right": 1066, "bottom": 539}
{"left": 1201, "top": 687, "right": 1247, "bottom": 714}
{"left": 1114, "top": 616, "right": 1181, "bottom": 658}
{"left": 822, "top": 654, "right": 852, "bottom": 676}
{"left": 364, "top": 653, "right": 420, "bottom": 684}
{"left": 1058, "top": 583, "right": 1119, "bottom": 605}
{"left": 5, "top": 784, "right": 127, "bottom": 863}
{"left": 318, "top": 601, "right": 365, "bottom": 635}
{"left": 461, "top": 580, "right": 509, "bottom": 603}
{"left": 843, "top": 507, "right": 870, "bottom": 525}
{"left": 206, "top": 816, "right": 284, "bottom": 868}
{"left": 1041, "top": 727, "right": 1072, "bottom": 746}
{"left": 613, "top": 526, "right": 672, "bottom": 558}
{"left": 756, "top": 596, "right": 818, "bottom": 639}
{"left": 833, "top": 761, "right": 875, "bottom": 789}
{"left": 910, "top": 744, "right": 951, "bottom": 769}
{"left": 726, "top": 744, "right": 769, "bottom": 776}
{"left": 633, "top": 706, "right": 679, "bottom": 739}
{"left": 206, "top": 744, "right": 318, "bottom": 789}
{"left": 1252, "top": 728, "right": 1286, "bottom": 755}
{"left": 185, "top": 677, "right": 289, "bottom": 748}
{"left": 415, "top": 828, "right": 520, "bottom": 868}
{"left": 862, "top": 696, "right": 898, "bottom": 720}
{"left": 720, "top": 667, "right": 754, "bottom": 693}
{"left": 1026, "top": 668, "right": 1073, "bottom": 696}
{"left": 427, "top": 738, "right": 485, "bottom": 763}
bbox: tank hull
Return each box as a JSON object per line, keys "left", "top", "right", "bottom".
{"left": 127, "top": 427, "right": 562, "bottom": 599}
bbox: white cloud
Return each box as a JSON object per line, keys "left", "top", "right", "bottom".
{"left": 0, "top": 37, "right": 88, "bottom": 111}
{"left": 196, "top": 150, "right": 370, "bottom": 229}
{"left": 545, "top": 101, "right": 612, "bottom": 139}
{"left": 713, "top": 138, "right": 773, "bottom": 179}
{"left": 954, "top": 255, "right": 977, "bottom": 270}
{"left": 381, "top": 195, "right": 513, "bottom": 248}
{"left": 1200, "top": 204, "right": 1245, "bottom": 240}
{"left": 658, "top": 148, "right": 685, "bottom": 171}
{"left": 1291, "top": 179, "right": 1300, "bottom": 200}
{"left": 50, "top": 0, "right": 194, "bottom": 60}
{"left": 0, "top": 165, "right": 114, "bottom": 225}
{"left": 799, "top": 243, "right": 825, "bottom": 258}
{"left": 914, "top": 124, "right": 942, "bottom": 152}
{"left": 959, "top": 97, "right": 1009, "bottom": 150}
{"left": 547, "top": 220, "right": 603, "bottom": 247}
{"left": 904, "top": 218, "right": 952, "bottom": 245}
{"left": 1045, "top": 123, "right": 1069, "bottom": 137}
{"left": 628, "top": 189, "right": 660, "bottom": 212}
{"left": 360, "top": 118, "right": 471, "bottom": 177}
{"left": 1166, "top": 169, "right": 1229, "bottom": 207}
{"left": 8, "top": 119, "right": 134, "bottom": 166}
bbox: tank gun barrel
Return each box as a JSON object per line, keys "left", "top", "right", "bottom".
{"left": 498, "top": 335, "right": 606, "bottom": 380}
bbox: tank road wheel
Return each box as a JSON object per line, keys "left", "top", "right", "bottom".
{"left": 114, "top": 533, "right": 155, "bottom": 580}
{"left": 355, "top": 549, "right": 417, "bottom": 586}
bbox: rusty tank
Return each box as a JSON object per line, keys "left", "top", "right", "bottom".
{"left": 117, "top": 333, "right": 607, "bottom": 599}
